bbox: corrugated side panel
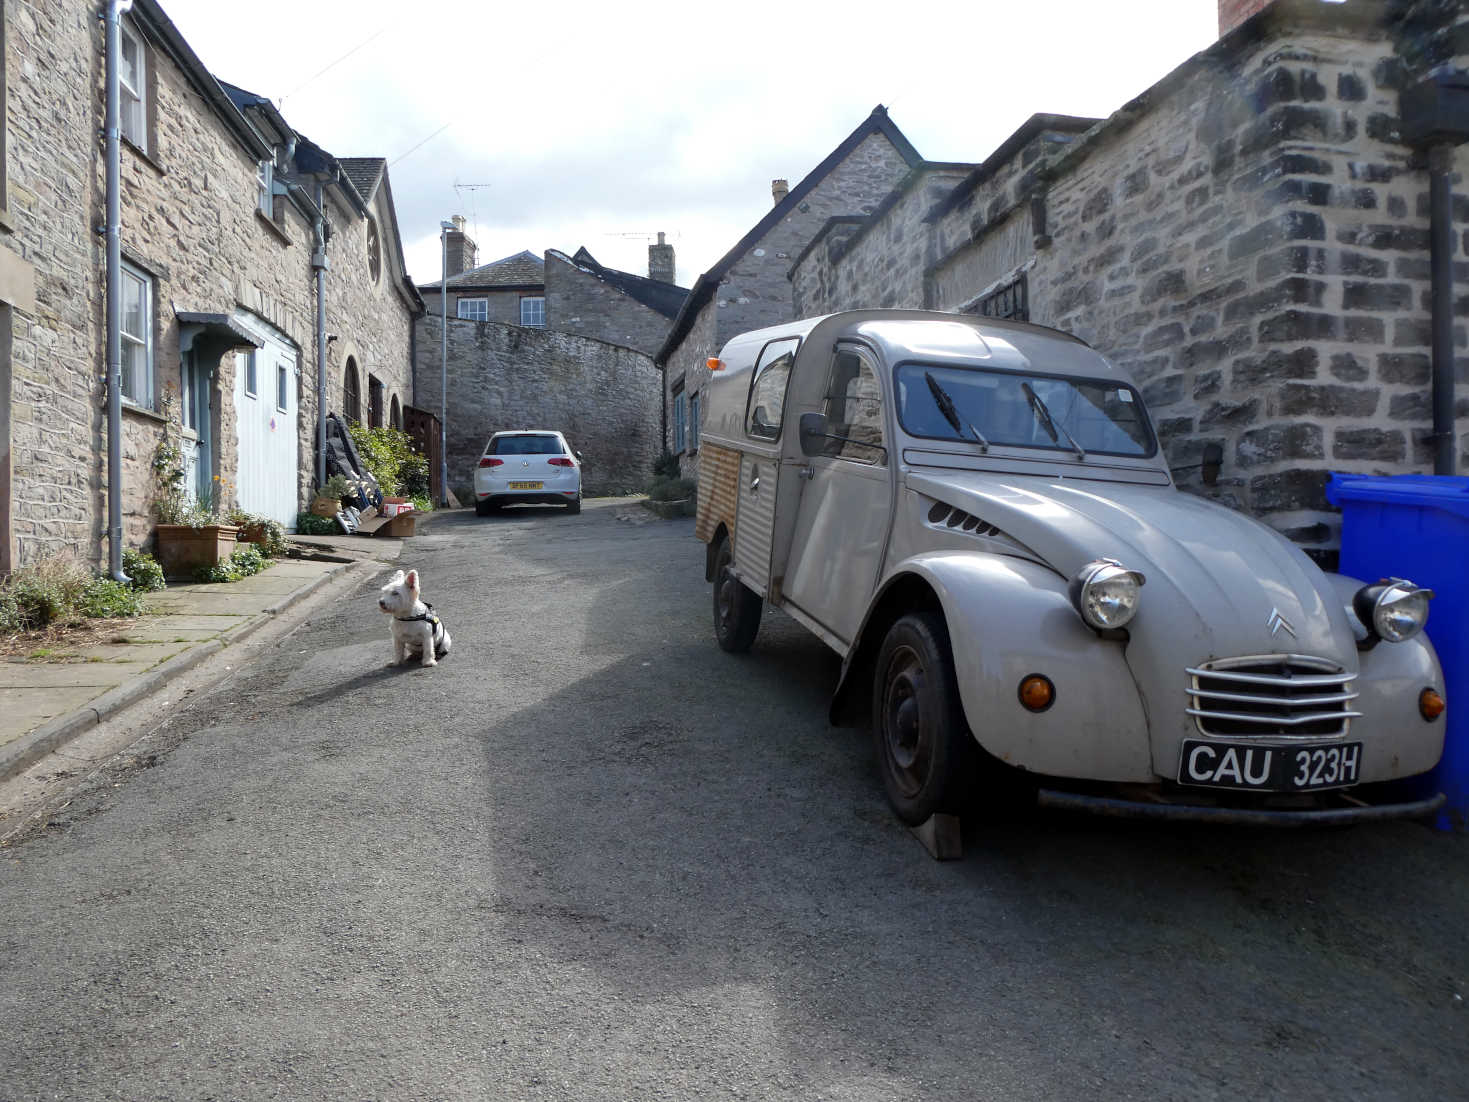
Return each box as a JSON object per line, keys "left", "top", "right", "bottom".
{"left": 733, "top": 453, "right": 775, "bottom": 594}
{"left": 695, "top": 443, "right": 740, "bottom": 545}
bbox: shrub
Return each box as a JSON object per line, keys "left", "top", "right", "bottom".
{"left": 345, "top": 423, "right": 429, "bottom": 498}
{"left": 122, "top": 548, "right": 166, "bottom": 592}
{"left": 226, "top": 510, "right": 288, "bottom": 558}
{"left": 409, "top": 494, "right": 434, "bottom": 515}
{"left": 651, "top": 451, "right": 681, "bottom": 481}
{"left": 79, "top": 577, "right": 145, "bottom": 618}
{"left": 317, "top": 473, "right": 351, "bottom": 501}
{"left": 296, "top": 511, "right": 337, "bottom": 536}
{"left": 192, "top": 544, "right": 270, "bottom": 584}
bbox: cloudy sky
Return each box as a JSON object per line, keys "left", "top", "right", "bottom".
{"left": 160, "top": 0, "right": 1220, "bottom": 289}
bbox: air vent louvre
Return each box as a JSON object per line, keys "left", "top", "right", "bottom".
{"left": 923, "top": 500, "right": 1011, "bottom": 545}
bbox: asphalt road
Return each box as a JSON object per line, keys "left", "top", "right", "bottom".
{"left": 2, "top": 500, "right": 1466, "bottom": 1100}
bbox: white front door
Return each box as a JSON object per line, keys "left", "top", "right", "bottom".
{"left": 780, "top": 343, "right": 894, "bottom": 646}
{"left": 233, "top": 315, "right": 299, "bottom": 527}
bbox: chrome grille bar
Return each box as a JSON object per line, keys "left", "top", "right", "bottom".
{"left": 1188, "top": 655, "right": 1357, "bottom": 738}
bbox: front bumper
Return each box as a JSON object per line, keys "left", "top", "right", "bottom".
{"left": 1037, "top": 787, "right": 1445, "bottom": 826}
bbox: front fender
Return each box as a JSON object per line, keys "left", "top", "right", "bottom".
{"left": 861, "top": 552, "right": 1156, "bottom": 783}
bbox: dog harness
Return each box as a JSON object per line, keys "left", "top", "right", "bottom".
{"left": 395, "top": 602, "right": 449, "bottom": 659}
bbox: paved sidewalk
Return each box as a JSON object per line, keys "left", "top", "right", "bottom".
{"left": 0, "top": 534, "right": 404, "bottom": 782}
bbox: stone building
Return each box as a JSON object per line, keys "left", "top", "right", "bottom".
{"left": 788, "top": 0, "right": 1469, "bottom": 565}
{"left": 413, "top": 315, "right": 661, "bottom": 501}
{"left": 418, "top": 227, "right": 687, "bottom": 356}
{"left": 0, "top": 0, "right": 421, "bottom": 567}
{"left": 655, "top": 105, "right": 926, "bottom": 478}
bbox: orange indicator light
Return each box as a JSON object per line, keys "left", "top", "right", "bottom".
{"left": 1420, "top": 688, "right": 1445, "bottom": 721}
{"left": 1018, "top": 674, "right": 1055, "bottom": 713}
{"left": 707, "top": 358, "right": 725, "bottom": 371}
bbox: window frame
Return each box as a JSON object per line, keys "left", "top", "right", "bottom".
{"left": 343, "top": 358, "right": 361, "bottom": 423}
{"left": 257, "top": 158, "right": 274, "bottom": 219}
{"left": 119, "top": 260, "right": 153, "bottom": 408}
{"left": 672, "top": 383, "right": 687, "bottom": 454}
{"left": 818, "top": 343, "right": 887, "bottom": 466}
{"left": 970, "top": 272, "right": 1029, "bottom": 322}
{"left": 744, "top": 336, "right": 800, "bottom": 442}
{"left": 688, "top": 390, "right": 700, "bottom": 453}
{"left": 519, "top": 296, "right": 546, "bottom": 328}
{"left": 118, "top": 18, "right": 147, "bottom": 154}
{"left": 366, "top": 216, "right": 382, "bottom": 285}
{"left": 243, "top": 350, "right": 258, "bottom": 397}
{"left": 456, "top": 297, "right": 488, "bottom": 322}
{"left": 275, "top": 362, "right": 289, "bottom": 413}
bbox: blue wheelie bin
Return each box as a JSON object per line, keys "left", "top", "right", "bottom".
{"left": 1326, "top": 474, "right": 1469, "bottom": 830}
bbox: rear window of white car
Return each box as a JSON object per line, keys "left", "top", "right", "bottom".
{"left": 491, "top": 434, "right": 562, "bottom": 456}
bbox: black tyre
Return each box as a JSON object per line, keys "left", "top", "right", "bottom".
{"left": 567, "top": 494, "right": 582, "bottom": 515}
{"left": 712, "top": 535, "right": 761, "bottom": 653}
{"left": 871, "top": 611, "right": 974, "bottom": 825}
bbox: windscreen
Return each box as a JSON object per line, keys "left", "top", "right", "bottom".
{"left": 492, "top": 434, "right": 562, "bottom": 456}
{"left": 894, "top": 364, "right": 1156, "bottom": 458}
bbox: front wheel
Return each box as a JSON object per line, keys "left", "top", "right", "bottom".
{"left": 871, "top": 612, "right": 973, "bottom": 825}
{"left": 712, "top": 536, "right": 761, "bottom": 653}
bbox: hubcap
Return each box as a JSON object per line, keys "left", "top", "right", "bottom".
{"left": 883, "top": 645, "right": 929, "bottom": 798}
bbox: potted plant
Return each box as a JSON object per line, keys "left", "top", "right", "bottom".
{"left": 311, "top": 474, "right": 350, "bottom": 518}
{"left": 150, "top": 393, "right": 238, "bottom": 577}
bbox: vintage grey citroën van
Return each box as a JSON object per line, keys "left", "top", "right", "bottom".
{"left": 694, "top": 310, "right": 1447, "bottom": 827}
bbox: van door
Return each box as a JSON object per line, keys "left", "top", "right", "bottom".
{"left": 732, "top": 337, "right": 799, "bottom": 595}
{"left": 780, "top": 342, "right": 893, "bottom": 646}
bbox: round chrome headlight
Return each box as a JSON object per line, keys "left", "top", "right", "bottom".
{"left": 1354, "top": 579, "right": 1433, "bottom": 643}
{"left": 1069, "top": 559, "right": 1146, "bottom": 630}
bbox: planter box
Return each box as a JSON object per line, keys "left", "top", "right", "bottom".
{"left": 310, "top": 496, "right": 339, "bottom": 518}
{"left": 155, "top": 524, "right": 239, "bottom": 578}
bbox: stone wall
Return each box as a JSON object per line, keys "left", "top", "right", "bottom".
{"left": 543, "top": 252, "right": 673, "bottom": 358}
{"left": 414, "top": 315, "right": 660, "bottom": 498}
{"left": 5, "top": 0, "right": 105, "bottom": 564}
{"left": 789, "top": 5, "right": 1469, "bottom": 563}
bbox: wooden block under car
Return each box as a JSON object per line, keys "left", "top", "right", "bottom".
{"left": 909, "top": 813, "right": 962, "bottom": 861}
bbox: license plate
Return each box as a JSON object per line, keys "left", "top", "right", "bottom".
{"left": 507, "top": 481, "right": 543, "bottom": 490}
{"left": 1178, "top": 739, "right": 1361, "bottom": 792}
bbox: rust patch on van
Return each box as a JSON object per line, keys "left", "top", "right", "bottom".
{"left": 696, "top": 442, "right": 740, "bottom": 544}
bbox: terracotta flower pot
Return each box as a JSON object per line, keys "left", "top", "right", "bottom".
{"left": 155, "top": 524, "right": 239, "bottom": 578}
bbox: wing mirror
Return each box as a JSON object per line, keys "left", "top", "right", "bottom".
{"left": 798, "top": 412, "right": 828, "bottom": 457}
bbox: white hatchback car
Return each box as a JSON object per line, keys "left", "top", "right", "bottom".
{"left": 474, "top": 430, "right": 582, "bottom": 515}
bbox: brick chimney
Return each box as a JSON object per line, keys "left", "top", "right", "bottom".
{"left": 648, "top": 231, "right": 675, "bottom": 284}
{"left": 1219, "top": 0, "right": 1274, "bottom": 36}
{"left": 444, "top": 214, "right": 477, "bottom": 276}
{"left": 771, "top": 178, "right": 790, "bottom": 206}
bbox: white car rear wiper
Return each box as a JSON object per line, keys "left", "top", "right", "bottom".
{"left": 1021, "top": 381, "right": 1086, "bottom": 460}
{"left": 924, "top": 371, "right": 989, "bottom": 452}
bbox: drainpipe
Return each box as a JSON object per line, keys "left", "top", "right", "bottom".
{"left": 103, "top": 0, "right": 134, "bottom": 583}
{"left": 439, "top": 220, "right": 453, "bottom": 506}
{"left": 1426, "top": 142, "right": 1457, "bottom": 476}
{"left": 313, "top": 183, "right": 329, "bottom": 490}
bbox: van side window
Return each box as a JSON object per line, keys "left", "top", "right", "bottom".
{"left": 821, "top": 346, "right": 885, "bottom": 464}
{"left": 745, "top": 338, "right": 799, "bottom": 441}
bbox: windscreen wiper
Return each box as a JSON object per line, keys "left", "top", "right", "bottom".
{"left": 924, "top": 372, "right": 989, "bottom": 452}
{"left": 1021, "top": 381, "right": 1086, "bottom": 460}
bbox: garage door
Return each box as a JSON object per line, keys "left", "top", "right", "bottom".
{"left": 232, "top": 314, "right": 300, "bottom": 528}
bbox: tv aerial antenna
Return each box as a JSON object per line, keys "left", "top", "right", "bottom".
{"left": 453, "top": 181, "right": 492, "bottom": 240}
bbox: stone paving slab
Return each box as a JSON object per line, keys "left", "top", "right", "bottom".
{"left": 0, "top": 545, "right": 397, "bottom": 779}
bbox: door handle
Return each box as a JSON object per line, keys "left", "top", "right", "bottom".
{"left": 748, "top": 474, "right": 760, "bottom": 494}
{"left": 798, "top": 464, "right": 814, "bottom": 481}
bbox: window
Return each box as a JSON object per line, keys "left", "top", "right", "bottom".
{"left": 520, "top": 296, "right": 546, "bottom": 327}
{"left": 119, "top": 20, "right": 147, "bottom": 152}
{"left": 688, "top": 391, "right": 700, "bottom": 452}
{"left": 257, "top": 158, "right": 274, "bottom": 218}
{"left": 366, "top": 217, "right": 381, "bottom": 284}
{"left": 343, "top": 357, "right": 361, "bottom": 422}
{"left": 243, "top": 351, "right": 258, "bottom": 397}
{"left": 745, "top": 337, "right": 798, "bottom": 441}
{"left": 389, "top": 395, "right": 401, "bottom": 431}
{"left": 819, "top": 346, "right": 885, "bottom": 463}
{"left": 368, "top": 375, "right": 383, "bottom": 428}
{"left": 457, "top": 298, "right": 488, "bottom": 321}
{"left": 970, "top": 272, "right": 1028, "bottom": 322}
{"left": 491, "top": 433, "right": 563, "bottom": 455}
{"left": 119, "top": 262, "right": 152, "bottom": 406}
{"left": 276, "top": 363, "right": 289, "bottom": 412}
{"left": 672, "top": 385, "right": 687, "bottom": 454}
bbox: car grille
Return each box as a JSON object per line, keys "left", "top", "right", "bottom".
{"left": 1186, "top": 655, "right": 1361, "bottom": 738}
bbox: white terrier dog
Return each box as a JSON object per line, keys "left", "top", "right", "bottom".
{"left": 377, "top": 568, "right": 452, "bottom": 667}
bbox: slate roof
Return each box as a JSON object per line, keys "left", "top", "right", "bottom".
{"left": 560, "top": 248, "right": 688, "bottom": 319}
{"left": 655, "top": 104, "right": 923, "bottom": 366}
{"left": 339, "top": 158, "right": 386, "bottom": 204}
{"left": 421, "top": 250, "right": 545, "bottom": 291}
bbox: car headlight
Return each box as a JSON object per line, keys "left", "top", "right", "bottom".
{"left": 1353, "top": 579, "right": 1433, "bottom": 643}
{"left": 1068, "top": 559, "right": 1146, "bottom": 630}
